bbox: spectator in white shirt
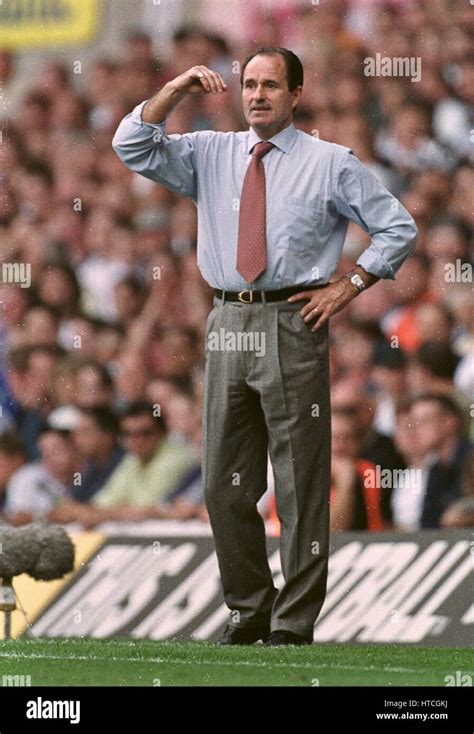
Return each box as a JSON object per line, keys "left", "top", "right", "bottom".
{"left": 4, "top": 427, "right": 76, "bottom": 525}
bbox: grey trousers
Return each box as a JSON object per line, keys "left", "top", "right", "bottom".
{"left": 202, "top": 296, "right": 331, "bottom": 640}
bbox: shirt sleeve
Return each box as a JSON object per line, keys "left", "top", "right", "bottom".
{"left": 112, "top": 100, "right": 199, "bottom": 201}
{"left": 334, "top": 149, "right": 418, "bottom": 279}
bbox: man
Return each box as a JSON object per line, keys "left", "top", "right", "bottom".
{"left": 4, "top": 426, "right": 75, "bottom": 525}
{"left": 83, "top": 401, "right": 195, "bottom": 525}
{"left": 48, "top": 401, "right": 195, "bottom": 527}
{"left": 0, "top": 432, "right": 27, "bottom": 519}
{"left": 332, "top": 372, "right": 407, "bottom": 525}
{"left": 7, "top": 345, "right": 61, "bottom": 460}
{"left": 113, "top": 47, "right": 417, "bottom": 645}
{"left": 328, "top": 408, "right": 385, "bottom": 533}
{"left": 69, "top": 406, "right": 124, "bottom": 503}
{"left": 393, "top": 393, "right": 472, "bottom": 530}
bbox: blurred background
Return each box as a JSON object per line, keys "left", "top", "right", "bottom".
{"left": 0, "top": 0, "right": 472, "bottom": 535}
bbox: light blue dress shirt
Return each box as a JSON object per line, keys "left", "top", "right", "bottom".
{"left": 112, "top": 101, "right": 418, "bottom": 291}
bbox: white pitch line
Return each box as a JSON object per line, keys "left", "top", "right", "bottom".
{"left": 0, "top": 651, "right": 471, "bottom": 676}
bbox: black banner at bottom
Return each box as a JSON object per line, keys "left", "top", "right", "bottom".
{"left": 0, "top": 686, "right": 471, "bottom": 732}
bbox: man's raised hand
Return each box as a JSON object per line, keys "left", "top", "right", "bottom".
{"left": 172, "top": 65, "right": 228, "bottom": 96}
{"left": 141, "top": 66, "right": 227, "bottom": 123}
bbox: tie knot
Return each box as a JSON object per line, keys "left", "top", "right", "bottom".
{"left": 252, "top": 141, "right": 274, "bottom": 159}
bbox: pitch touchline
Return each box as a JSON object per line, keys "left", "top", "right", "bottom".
{"left": 0, "top": 652, "right": 471, "bottom": 675}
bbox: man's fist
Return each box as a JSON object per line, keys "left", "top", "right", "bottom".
{"left": 141, "top": 65, "right": 227, "bottom": 123}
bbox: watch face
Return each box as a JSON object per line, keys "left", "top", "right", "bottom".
{"left": 350, "top": 274, "right": 364, "bottom": 290}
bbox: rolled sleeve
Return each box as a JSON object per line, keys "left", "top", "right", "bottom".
{"left": 112, "top": 100, "right": 198, "bottom": 200}
{"left": 335, "top": 149, "right": 418, "bottom": 279}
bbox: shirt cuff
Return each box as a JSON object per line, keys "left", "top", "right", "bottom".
{"left": 356, "top": 249, "right": 395, "bottom": 280}
{"left": 131, "top": 101, "right": 166, "bottom": 137}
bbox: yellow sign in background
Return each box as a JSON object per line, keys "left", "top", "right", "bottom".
{"left": 0, "top": 0, "right": 99, "bottom": 48}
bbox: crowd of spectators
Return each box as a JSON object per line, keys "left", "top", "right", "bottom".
{"left": 0, "top": 0, "right": 472, "bottom": 534}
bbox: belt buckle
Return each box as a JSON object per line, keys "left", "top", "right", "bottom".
{"left": 238, "top": 290, "right": 253, "bottom": 303}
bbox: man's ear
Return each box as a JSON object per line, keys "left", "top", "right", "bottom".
{"left": 292, "top": 85, "right": 303, "bottom": 109}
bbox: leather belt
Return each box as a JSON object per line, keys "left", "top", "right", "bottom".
{"left": 213, "top": 284, "right": 326, "bottom": 304}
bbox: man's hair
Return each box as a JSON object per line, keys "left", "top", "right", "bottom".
{"left": 410, "top": 392, "right": 462, "bottom": 422}
{"left": 240, "top": 47, "right": 304, "bottom": 92}
{"left": 116, "top": 274, "right": 145, "bottom": 297}
{"left": 173, "top": 24, "right": 207, "bottom": 44}
{"left": 81, "top": 406, "right": 120, "bottom": 436}
{"left": 120, "top": 401, "right": 167, "bottom": 433}
{"left": 0, "top": 432, "right": 27, "bottom": 457}
{"left": 413, "top": 342, "right": 459, "bottom": 380}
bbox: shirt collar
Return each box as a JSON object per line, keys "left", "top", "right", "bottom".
{"left": 246, "top": 122, "right": 298, "bottom": 155}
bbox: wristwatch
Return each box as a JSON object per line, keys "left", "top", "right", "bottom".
{"left": 345, "top": 270, "right": 366, "bottom": 293}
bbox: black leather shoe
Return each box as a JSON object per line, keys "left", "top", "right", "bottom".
{"left": 265, "top": 630, "right": 312, "bottom": 646}
{"left": 217, "top": 623, "right": 270, "bottom": 645}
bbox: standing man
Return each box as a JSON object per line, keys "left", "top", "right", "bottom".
{"left": 113, "top": 47, "right": 417, "bottom": 645}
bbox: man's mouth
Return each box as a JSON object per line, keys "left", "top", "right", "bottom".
{"left": 251, "top": 107, "right": 271, "bottom": 111}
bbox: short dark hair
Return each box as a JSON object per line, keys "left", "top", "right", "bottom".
{"left": 116, "top": 274, "right": 145, "bottom": 297}
{"left": 81, "top": 406, "right": 120, "bottom": 435}
{"left": 240, "top": 47, "right": 304, "bottom": 92}
{"left": 173, "top": 24, "right": 206, "bottom": 44}
{"left": 0, "top": 432, "right": 27, "bottom": 457}
{"left": 410, "top": 393, "right": 462, "bottom": 422}
{"left": 120, "top": 401, "right": 167, "bottom": 433}
{"left": 414, "top": 342, "right": 459, "bottom": 380}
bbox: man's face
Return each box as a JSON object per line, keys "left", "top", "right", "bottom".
{"left": 73, "top": 415, "right": 114, "bottom": 459}
{"left": 242, "top": 54, "right": 302, "bottom": 138}
{"left": 410, "top": 401, "right": 444, "bottom": 455}
{"left": 331, "top": 415, "right": 359, "bottom": 460}
{"left": 0, "top": 451, "right": 24, "bottom": 490}
{"left": 39, "top": 432, "right": 75, "bottom": 479}
{"left": 120, "top": 414, "right": 162, "bottom": 462}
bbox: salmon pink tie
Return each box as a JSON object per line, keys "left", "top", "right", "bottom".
{"left": 236, "top": 141, "right": 274, "bottom": 283}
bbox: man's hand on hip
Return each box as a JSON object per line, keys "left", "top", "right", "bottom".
{"left": 287, "top": 277, "right": 359, "bottom": 332}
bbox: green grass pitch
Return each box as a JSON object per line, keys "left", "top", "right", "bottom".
{"left": 0, "top": 639, "right": 473, "bottom": 686}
